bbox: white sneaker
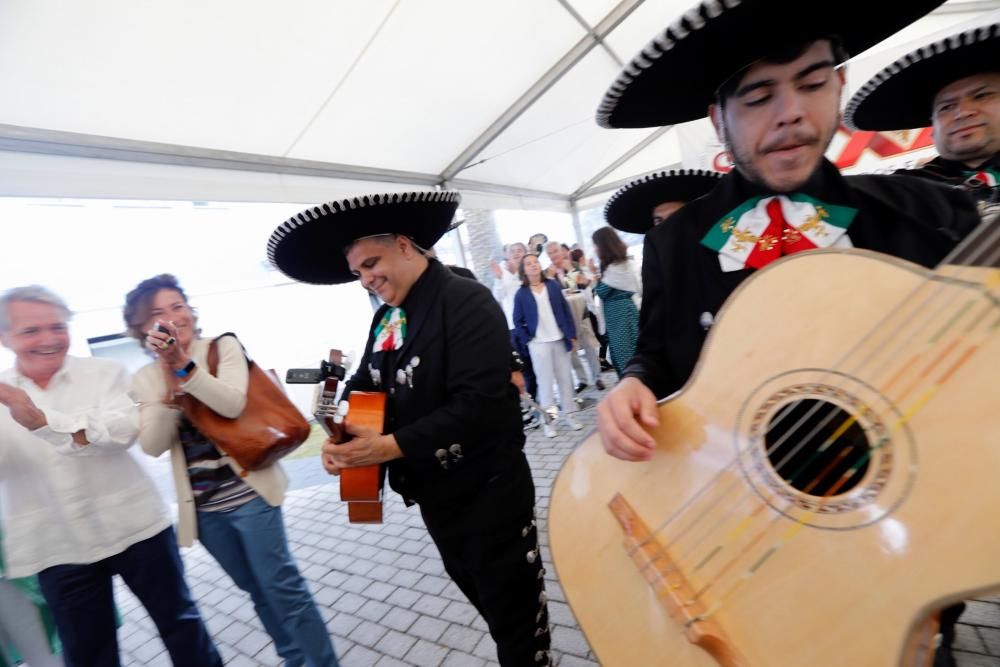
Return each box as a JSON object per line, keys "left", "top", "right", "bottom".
{"left": 564, "top": 416, "right": 583, "bottom": 431}
{"left": 543, "top": 423, "right": 557, "bottom": 438}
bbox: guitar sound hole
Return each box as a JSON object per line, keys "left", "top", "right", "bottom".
{"left": 764, "top": 399, "right": 871, "bottom": 497}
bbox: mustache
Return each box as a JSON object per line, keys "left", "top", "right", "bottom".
{"left": 761, "top": 131, "right": 820, "bottom": 154}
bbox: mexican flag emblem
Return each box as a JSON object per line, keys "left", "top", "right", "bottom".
{"left": 373, "top": 307, "right": 407, "bottom": 352}
{"left": 964, "top": 168, "right": 999, "bottom": 188}
{"left": 701, "top": 194, "right": 858, "bottom": 272}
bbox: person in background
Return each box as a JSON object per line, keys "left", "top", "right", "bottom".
{"left": 491, "top": 242, "right": 537, "bottom": 400}
{"left": 0, "top": 285, "right": 221, "bottom": 667}
{"left": 0, "top": 523, "right": 63, "bottom": 667}
{"left": 544, "top": 242, "right": 603, "bottom": 391}
{"left": 513, "top": 254, "right": 583, "bottom": 438}
{"left": 604, "top": 169, "right": 723, "bottom": 235}
{"left": 845, "top": 23, "right": 999, "bottom": 222}
{"left": 126, "top": 274, "right": 339, "bottom": 667}
{"left": 570, "top": 248, "right": 613, "bottom": 374}
{"left": 590, "top": 226, "right": 642, "bottom": 378}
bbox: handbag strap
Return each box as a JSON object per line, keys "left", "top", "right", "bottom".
{"left": 205, "top": 332, "right": 248, "bottom": 376}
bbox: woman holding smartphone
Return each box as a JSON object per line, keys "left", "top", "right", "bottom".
{"left": 125, "top": 274, "right": 338, "bottom": 667}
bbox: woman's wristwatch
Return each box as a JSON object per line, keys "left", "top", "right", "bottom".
{"left": 174, "top": 359, "right": 197, "bottom": 379}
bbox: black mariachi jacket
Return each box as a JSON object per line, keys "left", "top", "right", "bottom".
{"left": 897, "top": 153, "right": 1000, "bottom": 217}
{"left": 345, "top": 259, "right": 525, "bottom": 509}
{"left": 624, "top": 158, "right": 981, "bottom": 399}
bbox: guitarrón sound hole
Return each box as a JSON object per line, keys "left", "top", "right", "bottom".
{"left": 764, "top": 399, "right": 870, "bottom": 497}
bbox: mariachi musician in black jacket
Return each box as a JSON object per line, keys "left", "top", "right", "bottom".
{"left": 592, "top": 2, "right": 982, "bottom": 665}
{"left": 845, "top": 22, "right": 1000, "bottom": 224}
{"left": 267, "top": 191, "right": 551, "bottom": 667}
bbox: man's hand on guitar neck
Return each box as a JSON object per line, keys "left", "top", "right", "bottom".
{"left": 597, "top": 377, "right": 660, "bottom": 461}
{"left": 321, "top": 421, "right": 403, "bottom": 475}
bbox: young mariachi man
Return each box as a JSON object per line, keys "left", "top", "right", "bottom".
{"left": 604, "top": 168, "right": 723, "bottom": 234}
{"left": 595, "top": 1, "right": 983, "bottom": 664}
{"left": 267, "top": 192, "right": 552, "bottom": 666}
{"left": 845, "top": 22, "right": 1000, "bottom": 221}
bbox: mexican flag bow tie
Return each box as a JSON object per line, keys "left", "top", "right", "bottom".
{"left": 701, "top": 194, "right": 858, "bottom": 272}
{"left": 373, "top": 307, "right": 407, "bottom": 352}
{"left": 964, "top": 168, "right": 999, "bottom": 188}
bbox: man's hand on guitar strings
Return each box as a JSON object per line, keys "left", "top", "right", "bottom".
{"left": 322, "top": 421, "right": 403, "bottom": 470}
{"left": 597, "top": 377, "right": 659, "bottom": 462}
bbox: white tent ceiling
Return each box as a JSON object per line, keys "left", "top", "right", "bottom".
{"left": 0, "top": 0, "right": 997, "bottom": 211}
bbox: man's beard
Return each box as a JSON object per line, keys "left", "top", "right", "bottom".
{"left": 725, "top": 123, "right": 836, "bottom": 192}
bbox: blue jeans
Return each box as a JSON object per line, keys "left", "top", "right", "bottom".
{"left": 37, "top": 527, "right": 221, "bottom": 667}
{"left": 197, "top": 497, "right": 338, "bottom": 667}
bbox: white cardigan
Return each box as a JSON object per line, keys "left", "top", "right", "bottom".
{"left": 130, "top": 336, "right": 288, "bottom": 547}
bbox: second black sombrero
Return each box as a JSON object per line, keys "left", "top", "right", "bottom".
{"left": 267, "top": 191, "right": 461, "bottom": 285}
{"left": 604, "top": 169, "right": 722, "bottom": 233}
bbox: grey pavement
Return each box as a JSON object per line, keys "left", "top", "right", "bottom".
{"left": 113, "top": 372, "right": 1000, "bottom": 666}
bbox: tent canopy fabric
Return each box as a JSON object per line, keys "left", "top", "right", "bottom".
{"left": 0, "top": 0, "right": 996, "bottom": 211}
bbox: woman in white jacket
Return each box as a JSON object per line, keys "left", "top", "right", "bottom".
{"left": 126, "top": 274, "right": 338, "bottom": 667}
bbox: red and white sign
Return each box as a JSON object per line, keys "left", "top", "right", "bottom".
{"left": 677, "top": 117, "right": 938, "bottom": 176}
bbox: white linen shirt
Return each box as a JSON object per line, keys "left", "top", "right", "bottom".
{"left": 0, "top": 356, "right": 169, "bottom": 578}
{"left": 491, "top": 264, "right": 521, "bottom": 329}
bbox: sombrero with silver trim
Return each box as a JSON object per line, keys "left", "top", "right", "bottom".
{"left": 604, "top": 169, "right": 723, "bottom": 233}
{"left": 596, "top": 0, "right": 947, "bottom": 128}
{"left": 845, "top": 23, "right": 1000, "bottom": 131}
{"left": 267, "top": 191, "right": 461, "bottom": 285}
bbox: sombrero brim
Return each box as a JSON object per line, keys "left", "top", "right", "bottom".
{"left": 597, "top": 0, "right": 947, "bottom": 128}
{"left": 604, "top": 169, "right": 723, "bottom": 234}
{"left": 267, "top": 191, "right": 460, "bottom": 285}
{"left": 845, "top": 24, "right": 1000, "bottom": 131}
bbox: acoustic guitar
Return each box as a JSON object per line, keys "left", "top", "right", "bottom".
{"left": 315, "top": 349, "right": 387, "bottom": 524}
{"left": 550, "top": 238, "right": 1000, "bottom": 665}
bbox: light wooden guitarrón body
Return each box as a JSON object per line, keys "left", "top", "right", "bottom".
{"left": 550, "top": 250, "right": 1000, "bottom": 666}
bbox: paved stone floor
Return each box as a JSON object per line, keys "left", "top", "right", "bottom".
{"left": 112, "top": 373, "right": 1000, "bottom": 666}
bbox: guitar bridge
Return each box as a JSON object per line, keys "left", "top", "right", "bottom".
{"left": 609, "top": 493, "right": 746, "bottom": 667}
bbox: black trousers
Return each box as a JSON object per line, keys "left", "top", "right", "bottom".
{"left": 511, "top": 329, "right": 538, "bottom": 400}
{"left": 37, "top": 527, "right": 221, "bottom": 667}
{"left": 420, "top": 454, "right": 551, "bottom": 666}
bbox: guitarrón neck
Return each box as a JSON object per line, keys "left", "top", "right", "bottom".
{"left": 946, "top": 216, "right": 1000, "bottom": 269}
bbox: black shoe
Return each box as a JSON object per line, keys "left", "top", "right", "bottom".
{"left": 575, "top": 382, "right": 588, "bottom": 393}
{"left": 596, "top": 379, "right": 606, "bottom": 390}
{"left": 600, "top": 360, "right": 613, "bottom": 371}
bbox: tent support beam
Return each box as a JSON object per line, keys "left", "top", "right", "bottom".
{"left": 553, "top": 0, "right": 624, "bottom": 66}
{"left": 0, "top": 124, "right": 569, "bottom": 203}
{"left": 438, "top": 0, "right": 647, "bottom": 182}
{"left": 573, "top": 161, "right": 684, "bottom": 203}
{"left": 569, "top": 125, "right": 673, "bottom": 201}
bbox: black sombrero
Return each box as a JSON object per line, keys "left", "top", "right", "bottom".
{"left": 596, "top": 0, "right": 947, "bottom": 128}
{"left": 604, "top": 169, "right": 723, "bottom": 233}
{"left": 267, "top": 191, "right": 461, "bottom": 285}
{"left": 845, "top": 23, "right": 1000, "bottom": 131}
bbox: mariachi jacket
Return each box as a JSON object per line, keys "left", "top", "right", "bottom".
{"left": 625, "top": 158, "right": 982, "bottom": 399}
{"left": 345, "top": 259, "right": 526, "bottom": 515}
{"left": 897, "top": 153, "right": 1000, "bottom": 221}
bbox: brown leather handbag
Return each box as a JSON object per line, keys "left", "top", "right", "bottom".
{"left": 177, "top": 333, "right": 310, "bottom": 471}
